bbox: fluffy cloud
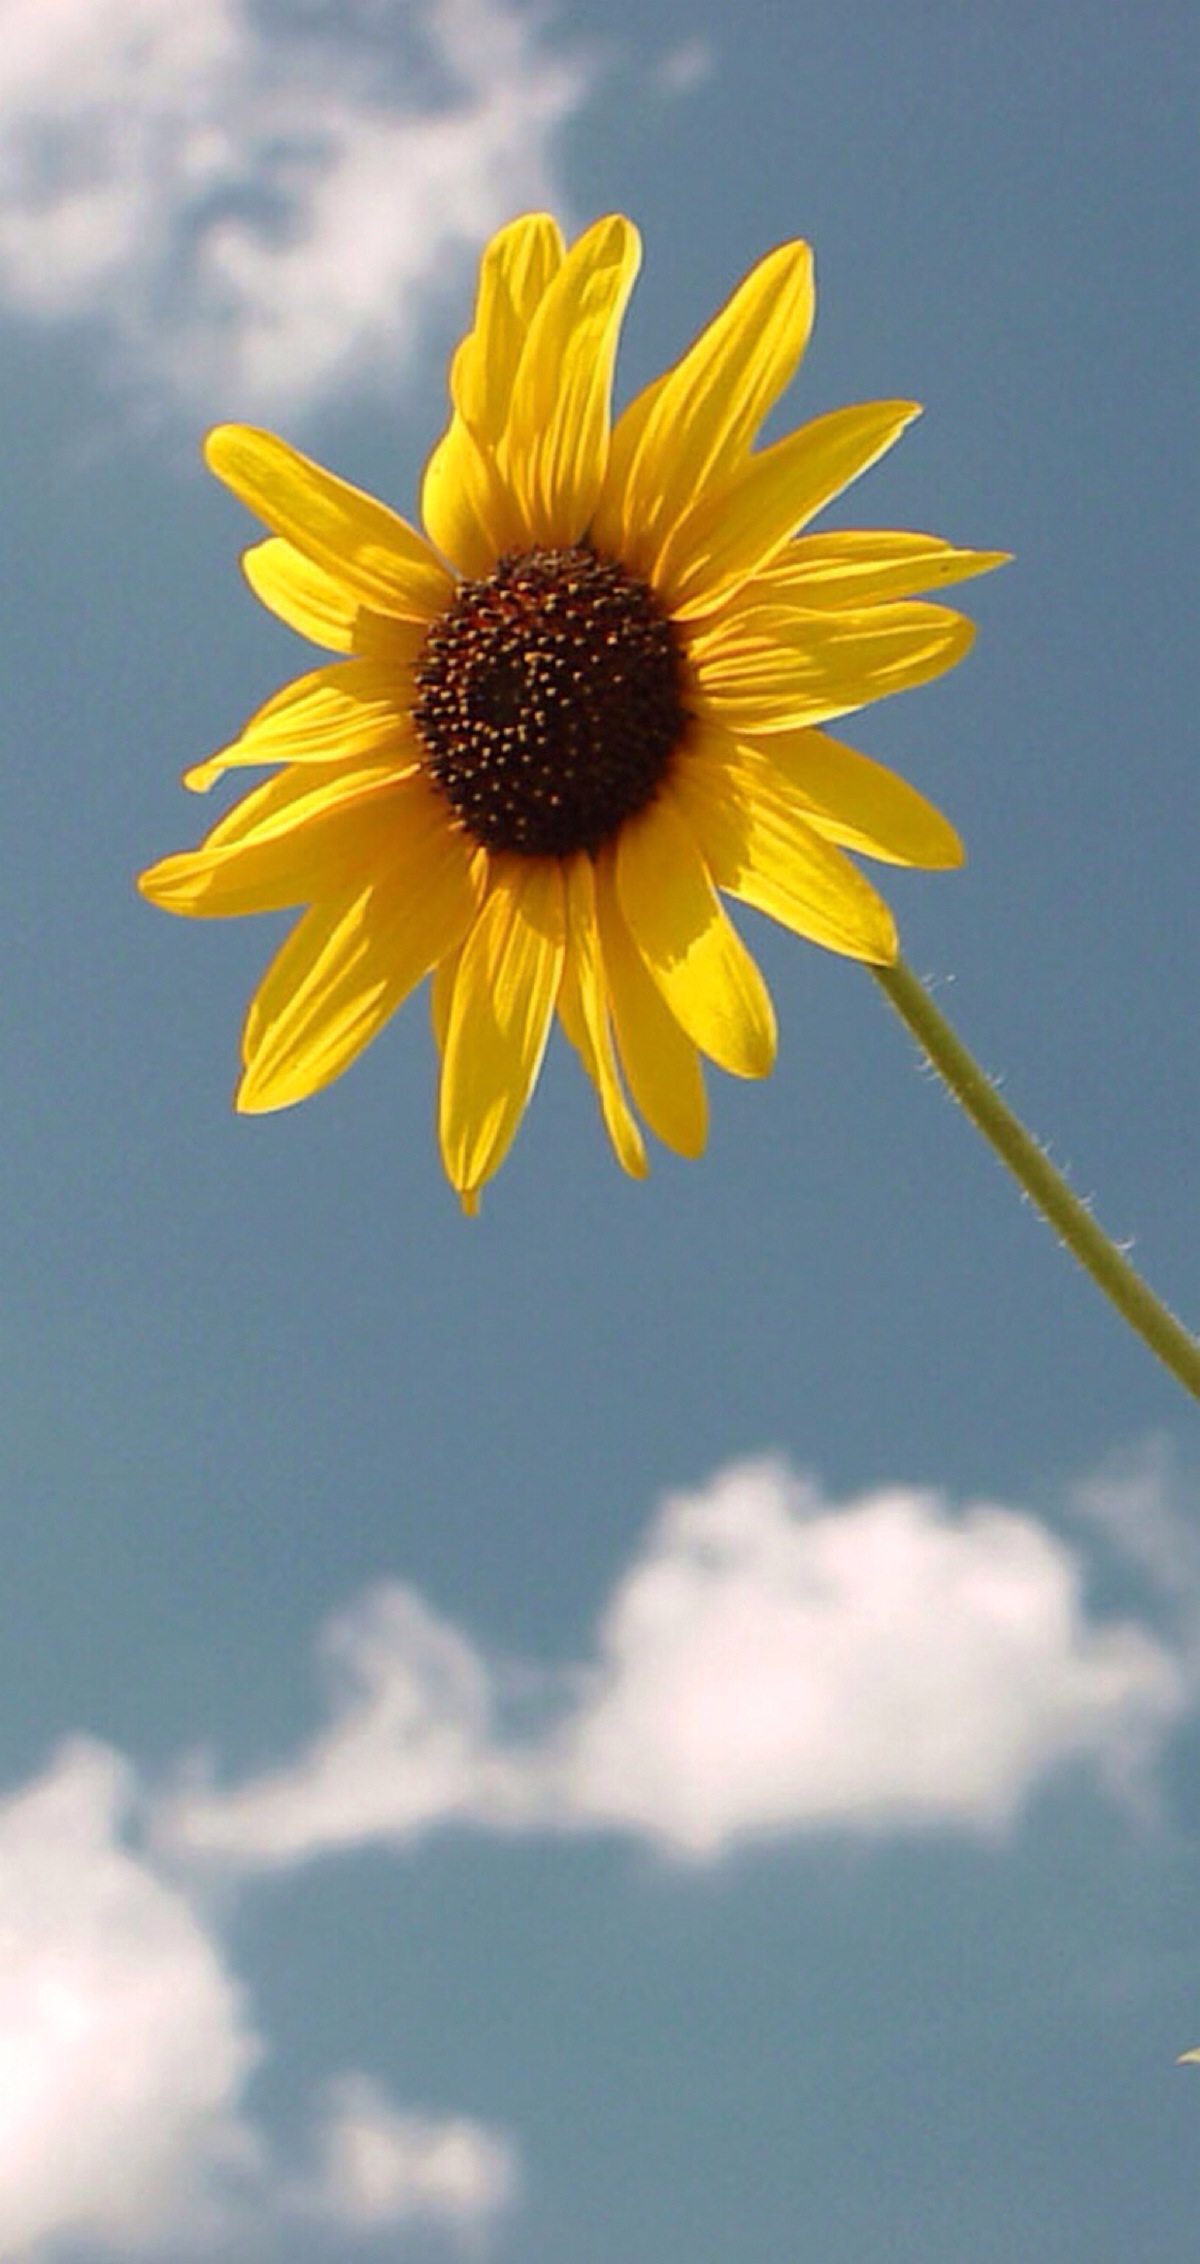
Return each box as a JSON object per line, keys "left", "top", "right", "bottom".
{"left": 0, "top": 1739, "right": 517, "bottom": 2259}
{"left": 0, "top": 0, "right": 595, "bottom": 417}
{"left": 159, "top": 1460, "right": 1193, "bottom": 1872}
{"left": 5, "top": 1454, "right": 1194, "bottom": 2254}
{"left": 0, "top": 1739, "right": 261, "bottom": 2255}
{"left": 552, "top": 1463, "right": 1187, "bottom": 1852}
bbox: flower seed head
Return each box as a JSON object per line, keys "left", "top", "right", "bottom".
{"left": 414, "top": 545, "right": 689, "bottom": 858}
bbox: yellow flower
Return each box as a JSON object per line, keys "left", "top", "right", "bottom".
{"left": 140, "top": 213, "right": 1005, "bottom": 1210}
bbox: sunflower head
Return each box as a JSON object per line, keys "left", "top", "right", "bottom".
{"left": 140, "top": 213, "right": 1006, "bottom": 1210}
{"left": 412, "top": 542, "right": 688, "bottom": 858}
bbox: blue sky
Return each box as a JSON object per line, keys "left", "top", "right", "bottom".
{"left": 1, "top": 0, "right": 1198, "bottom": 2256}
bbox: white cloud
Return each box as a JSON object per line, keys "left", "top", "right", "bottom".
{"left": 294, "top": 2073, "right": 519, "bottom": 2238}
{"left": 648, "top": 37, "right": 717, "bottom": 98}
{"left": 5, "top": 1454, "right": 1194, "bottom": 2252}
{"left": 0, "top": 1739, "right": 261, "bottom": 2255}
{"left": 166, "top": 1582, "right": 528, "bottom": 1869}
{"left": 550, "top": 1462, "right": 1189, "bottom": 1853}
{"left": 0, "top": 0, "right": 596, "bottom": 419}
{"left": 158, "top": 1460, "right": 1194, "bottom": 1873}
{"left": 0, "top": 1739, "right": 518, "bottom": 2259}
{"left": 1070, "top": 1435, "right": 1200, "bottom": 1611}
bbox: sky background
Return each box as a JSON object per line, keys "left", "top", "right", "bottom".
{"left": 1, "top": 1, "right": 1198, "bottom": 2257}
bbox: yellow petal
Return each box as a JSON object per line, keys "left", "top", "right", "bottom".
{"left": 691, "top": 599, "right": 975, "bottom": 733}
{"left": 184, "top": 660, "right": 420, "bottom": 791}
{"left": 205, "top": 425, "right": 453, "bottom": 622}
{"left": 503, "top": 215, "right": 642, "bottom": 546}
{"left": 421, "top": 216, "right": 566, "bottom": 574}
{"left": 238, "top": 795, "right": 478, "bottom": 1111}
{"left": 673, "top": 732, "right": 898, "bottom": 964}
{"left": 657, "top": 401, "right": 920, "bottom": 619}
{"left": 587, "top": 366, "right": 669, "bottom": 562}
{"left": 240, "top": 537, "right": 360, "bottom": 652}
{"left": 430, "top": 939, "right": 462, "bottom": 1058}
{"left": 559, "top": 855, "right": 648, "bottom": 1178}
{"left": 420, "top": 416, "right": 511, "bottom": 580}
{"left": 593, "top": 240, "right": 815, "bottom": 578}
{"left": 200, "top": 756, "right": 392, "bottom": 850}
{"left": 429, "top": 852, "right": 488, "bottom": 1057}
{"left": 616, "top": 791, "right": 776, "bottom": 1079}
{"left": 594, "top": 851, "right": 707, "bottom": 1157}
{"left": 140, "top": 769, "right": 416, "bottom": 919}
{"left": 736, "top": 725, "right": 964, "bottom": 868}
{"left": 241, "top": 537, "right": 423, "bottom": 660}
{"left": 754, "top": 529, "right": 1011, "bottom": 607}
{"left": 439, "top": 857, "right": 566, "bottom": 1200}
{"left": 453, "top": 214, "right": 567, "bottom": 444}
{"left": 182, "top": 746, "right": 434, "bottom": 855}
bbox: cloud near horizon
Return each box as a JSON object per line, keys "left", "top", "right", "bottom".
{"left": 5, "top": 1450, "right": 1194, "bottom": 2260}
{"left": 0, "top": 0, "right": 599, "bottom": 421}
{"left": 0, "top": 1740, "right": 518, "bottom": 2259}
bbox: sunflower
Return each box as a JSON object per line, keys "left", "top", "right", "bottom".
{"left": 140, "top": 213, "right": 1004, "bottom": 1210}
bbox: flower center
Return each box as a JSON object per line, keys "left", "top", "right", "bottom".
{"left": 413, "top": 546, "right": 689, "bottom": 858}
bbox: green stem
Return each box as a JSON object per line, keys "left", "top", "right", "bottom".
{"left": 872, "top": 955, "right": 1200, "bottom": 1401}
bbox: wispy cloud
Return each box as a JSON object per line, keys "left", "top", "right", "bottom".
{"left": 0, "top": 0, "right": 598, "bottom": 420}
{"left": 0, "top": 1740, "right": 518, "bottom": 2259}
{"left": 647, "top": 36, "right": 717, "bottom": 99}
{"left": 161, "top": 1583, "right": 524, "bottom": 1868}
{"left": 1070, "top": 1434, "right": 1200, "bottom": 1613}
{"left": 159, "top": 1455, "right": 1195, "bottom": 1873}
